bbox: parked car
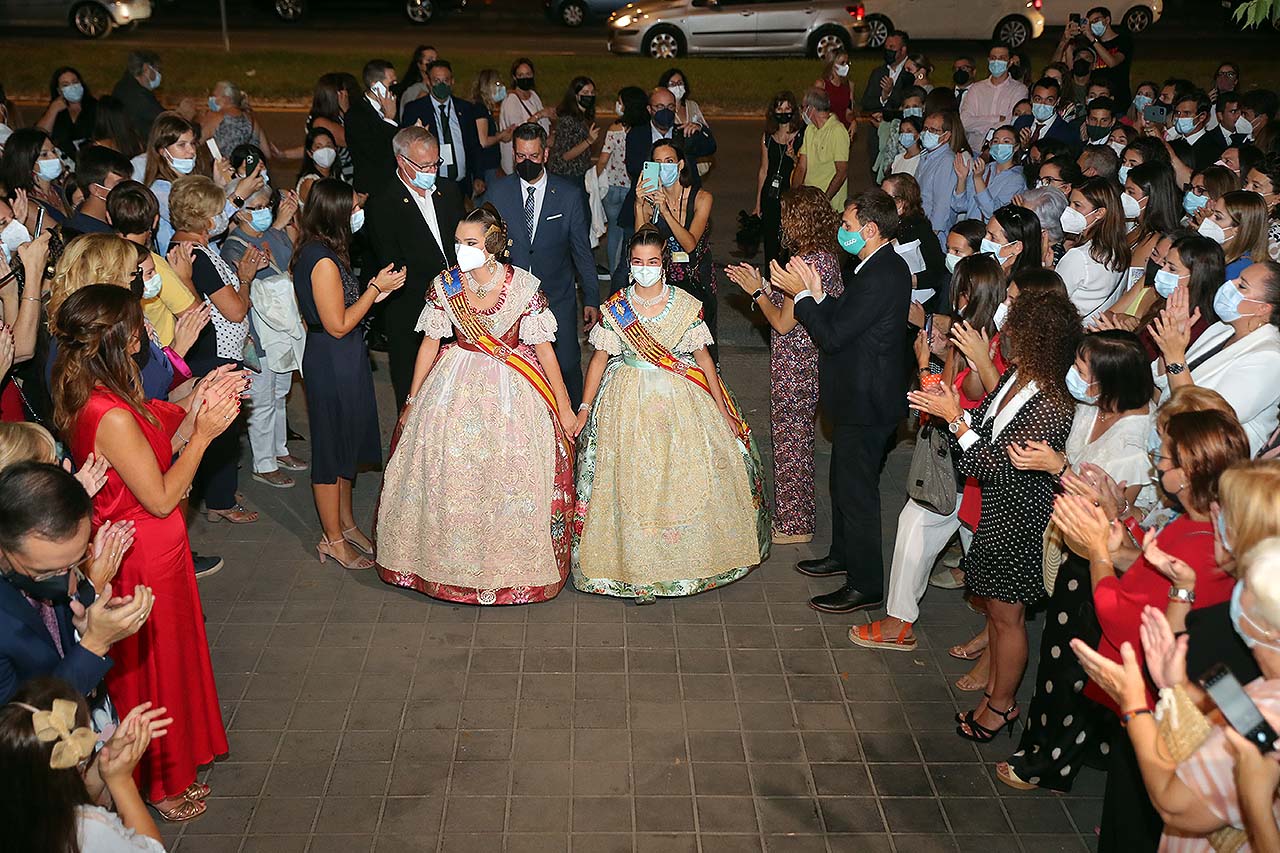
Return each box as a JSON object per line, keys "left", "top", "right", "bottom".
{"left": 1041, "top": 0, "right": 1162, "bottom": 33}
{"left": 860, "top": 0, "right": 1045, "bottom": 47}
{"left": 607, "top": 0, "right": 871, "bottom": 59}
{"left": 0, "top": 0, "right": 151, "bottom": 38}
{"left": 269, "top": 0, "right": 463, "bottom": 23}
{"left": 545, "top": 0, "right": 629, "bottom": 26}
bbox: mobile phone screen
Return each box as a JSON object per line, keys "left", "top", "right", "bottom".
{"left": 1201, "top": 664, "right": 1280, "bottom": 752}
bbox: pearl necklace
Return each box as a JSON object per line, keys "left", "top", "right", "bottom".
{"left": 464, "top": 261, "right": 500, "bottom": 298}
{"left": 631, "top": 284, "right": 668, "bottom": 308}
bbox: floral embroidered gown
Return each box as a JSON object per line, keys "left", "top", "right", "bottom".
{"left": 375, "top": 265, "right": 574, "bottom": 605}
{"left": 573, "top": 285, "right": 770, "bottom": 600}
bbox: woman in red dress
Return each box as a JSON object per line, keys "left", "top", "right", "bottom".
{"left": 50, "top": 284, "right": 242, "bottom": 821}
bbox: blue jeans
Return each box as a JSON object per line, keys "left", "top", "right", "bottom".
{"left": 602, "top": 184, "right": 629, "bottom": 272}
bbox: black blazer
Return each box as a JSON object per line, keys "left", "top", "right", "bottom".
{"left": 1191, "top": 127, "right": 1233, "bottom": 172}
{"left": 860, "top": 64, "right": 914, "bottom": 114}
{"left": 365, "top": 177, "right": 465, "bottom": 314}
{"left": 401, "top": 95, "right": 482, "bottom": 190}
{"left": 618, "top": 122, "right": 717, "bottom": 229}
{"left": 110, "top": 74, "right": 162, "bottom": 141}
{"left": 793, "top": 243, "right": 912, "bottom": 426}
{"left": 0, "top": 578, "right": 111, "bottom": 703}
{"left": 345, "top": 97, "right": 399, "bottom": 195}
{"left": 1011, "top": 113, "right": 1082, "bottom": 153}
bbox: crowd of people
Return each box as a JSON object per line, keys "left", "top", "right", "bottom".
{"left": 1, "top": 11, "right": 1280, "bottom": 850}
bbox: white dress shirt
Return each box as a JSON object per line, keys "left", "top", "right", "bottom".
{"left": 400, "top": 176, "right": 444, "bottom": 252}
{"left": 794, "top": 242, "right": 890, "bottom": 304}
{"left": 431, "top": 96, "right": 467, "bottom": 180}
{"left": 651, "top": 122, "right": 674, "bottom": 143}
{"left": 519, "top": 171, "right": 549, "bottom": 242}
{"left": 366, "top": 93, "right": 397, "bottom": 127}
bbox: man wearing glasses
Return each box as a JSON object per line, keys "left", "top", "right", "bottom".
{"left": 367, "top": 125, "right": 465, "bottom": 406}
{"left": 0, "top": 462, "right": 152, "bottom": 703}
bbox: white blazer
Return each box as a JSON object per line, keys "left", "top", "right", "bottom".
{"left": 1153, "top": 321, "right": 1280, "bottom": 455}
{"left": 1056, "top": 241, "right": 1127, "bottom": 325}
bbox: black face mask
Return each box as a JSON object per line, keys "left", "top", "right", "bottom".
{"left": 1072, "top": 59, "right": 1093, "bottom": 78}
{"left": 774, "top": 112, "right": 794, "bottom": 125}
{"left": 515, "top": 76, "right": 535, "bottom": 91}
{"left": 514, "top": 159, "right": 544, "bottom": 183}
{"left": 883, "top": 49, "right": 900, "bottom": 67}
{"left": 952, "top": 68, "right": 971, "bottom": 86}
{"left": 4, "top": 569, "right": 72, "bottom": 605}
{"left": 578, "top": 94, "right": 596, "bottom": 110}
{"left": 652, "top": 107, "right": 676, "bottom": 131}
{"left": 132, "top": 339, "right": 151, "bottom": 371}
{"left": 1145, "top": 257, "right": 1160, "bottom": 287}
{"left": 1086, "top": 123, "right": 1113, "bottom": 142}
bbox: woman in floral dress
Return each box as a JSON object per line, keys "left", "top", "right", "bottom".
{"left": 727, "top": 186, "right": 842, "bottom": 545}
{"left": 375, "top": 205, "right": 577, "bottom": 605}
{"left": 573, "top": 226, "right": 769, "bottom": 601}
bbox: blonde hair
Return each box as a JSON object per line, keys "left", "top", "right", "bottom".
{"left": 0, "top": 422, "right": 59, "bottom": 472}
{"left": 1220, "top": 461, "right": 1280, "bottom": 572}
{"left": 169, "top": 174, "right": 225, "bottom": 233}
{"left": 471, "top": 69, "right": 502, "bottom": 111}
{"left": 50, "top": 233, "right": 142, "bottom": 318}
{"left": 1155, "top": 386, "right": 1234, "bottom": 430}
{"left": 1242, "top": 537, "right": 1280, "bottom": 631}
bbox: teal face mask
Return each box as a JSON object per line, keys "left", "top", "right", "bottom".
{"left": 837, "top": 226, "right": 866, "bottom": 255}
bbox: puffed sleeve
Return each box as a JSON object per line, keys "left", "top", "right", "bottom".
{"left": 519, "top": 290, "right": 558, "bottom": 345}
{"left": 588, "top": 320, "right": 624, "bottom": 356}
{"left": 415, "top": 282, "right": 451, "bottom": 339}
{"left": 674, "top": 318, "right": 715, "bottom": 354}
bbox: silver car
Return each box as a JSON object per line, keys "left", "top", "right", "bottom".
{"left": 608, "top": 0, "right": 871, "bottom": 59}
{"left": 0, "top": 0, "right": 151, "bottom": 38}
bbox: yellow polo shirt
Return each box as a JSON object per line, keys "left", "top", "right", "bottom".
{"left": 141, "top": 252, "right": 196, "bottom": 346}
{"left": 800, "top": 114, "right": 850, "bottom": 210}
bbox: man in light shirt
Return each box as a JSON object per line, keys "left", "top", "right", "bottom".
{"left": 959, "top": 44, "right": 1029, "bottom": 152}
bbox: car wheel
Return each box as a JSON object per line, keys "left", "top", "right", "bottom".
{"left": 809, "top": 26, "right": 851, "bottom": 61}
{"left": 406, "top": 0, "right": 434, "bottom": 23}
{"left": 560, "top": 0, "right": 587, "bottom": 26}
{"left": 643, "top": 25, "right": 684, "bottom": 59}
{"left": 71, "top": 3, "right": 113, "bottom": 37}
{"left": 274, "top": 0, "right": 305, "bottom": 21}
{"left": 863, "top": 14, "right": 891, "bottom": 48}
{"left": 994, "top": 15, "right": 1030, "bottom": 47}
{"left": 1121, "top": 5, "right": 1152, "bottom": 31}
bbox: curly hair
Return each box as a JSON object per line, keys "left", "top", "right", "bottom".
{"left": 50, "top": 233, "right": 142, "bottom": 318}
{"left": 1001, "top": 288, "right": 1082, "bottom": 408}
{"left": 780, "top": 186, "right": 839, "bottom": 256}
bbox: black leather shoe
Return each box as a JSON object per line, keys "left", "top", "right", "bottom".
{"left": 808, "top": 585, "right": 884, "bottom": 614}
{"left": 795, "top": 557, "right": 845, "bottom": 577}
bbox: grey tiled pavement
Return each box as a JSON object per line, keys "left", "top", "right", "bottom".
{"left": 163, "top": 336, "right": 1107, "bottom": 853}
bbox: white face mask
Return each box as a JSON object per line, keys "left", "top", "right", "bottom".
{"left": 631, "top": 264, "right": 663, "bottom": 287}
{"left": 993, "top": 300, "right": 1010, "bottom": 330}
{"left": 1198, "top": 217, "right": 1228, "bottom": 244}
{"left": 1060, "top": 206, "right": 1090, "bottom": 234}
{"left": 312, "top": 147, "right": 337, "bottom": 169}
{"left": 1, "top": 219, "right": 32, "bottom": 255}
{"left": 455, "top": 243, "right": 488, "bottom": 272}
{"left": 1120, "top": 191, "right": 1142, "bottom": 220}
{"left": 667, "top": 84, "right": 686, "bottom": 102}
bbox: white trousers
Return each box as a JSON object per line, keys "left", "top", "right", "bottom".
{"left": 246, "top": 369, "right": 293, "bottom": 473}
{"left": 884, "top": 495, "right": 972, "bottom": 624}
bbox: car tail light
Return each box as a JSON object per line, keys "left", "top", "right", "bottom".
{"left": 1031, "top": 0, "right": 1042, "bottom": 8}
{"left": 846, "top": 4, "right": 865, "bottom": 20}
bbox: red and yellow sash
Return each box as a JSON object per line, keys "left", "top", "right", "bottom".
{"left": 603, "top": 290, "right": 751, "bottom": 444}
{"left": 441, "top": 266, "right": 573, "bottom": 456}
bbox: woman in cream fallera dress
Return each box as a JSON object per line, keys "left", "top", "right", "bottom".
{"left": 573, "top": 240, "right": 769, "bottom": 601}
{"left": 376, "top": 221, "right": 576, "bottom": 605}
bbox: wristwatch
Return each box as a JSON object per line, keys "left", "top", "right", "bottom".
{"left": 231, "top": 194, "right": 245, "bottom": 207}
{"left": 750, "top": 288, "right": 765, "bottom": 310}
{"left": 1166, "top": 362, "right": 1186, "bottom": 375}
{"left": 947, "top": 414, "right": 965, "bottom": 434}
{"left": 1168, "top": 586, "right": 1196, "bottom": 604}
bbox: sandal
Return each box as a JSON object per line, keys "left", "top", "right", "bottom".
{"left": 207, "top": 504, "right": 259, "bottom": 524}
{"left": 995, "top": 761, "right": 1038, "bottom": 791}
{"left": 948, "top": 641, "right": 987, "bottom": 661}
{"left": 956, "top": 692, "right": 990, "bottom": 725}
{"left": 954, "top": 673, "right": 989, "bottom": 693}
{"left": 929, "top": 566, "right": 965, "bottom": 590}
{"left": 956, "top": 703, "right": 1019, "bottom": 743}
{"left": 848, "top": 619, "right": 917, "bottom": 652}
{"left": 342, "top": 526, "right": 374, "bottom": 557}
{"left": 317, "top": 537, "right": 374, "bottom": 570}
{"left": 183, "top": 782, "right": 211, "bottom": 801}
{"left": 153, "top": 797, "right": 207, "bottom": 822}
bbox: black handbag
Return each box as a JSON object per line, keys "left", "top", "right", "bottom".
{"left": 906, "top": 422, "right": 956, "bottom": 515}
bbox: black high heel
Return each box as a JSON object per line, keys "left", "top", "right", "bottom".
{"left": 956, "top": 703, "right": 1019, "bottom": 742}
{"left": 955, "top": 692, "right": 991, "bottom": 725}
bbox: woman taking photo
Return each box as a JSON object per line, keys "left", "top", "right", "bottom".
{"left": 1200, "top": 190, "right": 1269, "bottom": 279}
{"left": 1056, "top": 177, "right": 1130, "bottom": 323}
{"left": 547, "top": 76, "right": 598, "bottom": 185}
{"left": 377, "top": 205, "right": 574, "bottom": 604}
{"left": 597, "top": 86, "right": 647, "bottom": 272}
{"left": 292, "top": 179, "right": 404, "bottom": 570}
{"left": 1153, "top": 260, "right": 1280, "bottom": 454}
{"left": 0, "top": 127, "right": 70, "bottom": 226}
{"left": 753, "top": 91, "right": 804, "bottom": 267}
{"left": 813, "top": 50, "right": 853, "bottom": 126}
{"left": 907, "top": 287, "right": 1081, "bottom": 740}
{"left": 52, "top": 285, "right": 242, "bottom": 820}
{"left": 727, "top": 186, "right": 841, "bottom": 545}
{"left": 35, "top": 67, "right": 96, "bottom": 156}
{"left": 634, "top": 138, "right": 718, "bottom": 355}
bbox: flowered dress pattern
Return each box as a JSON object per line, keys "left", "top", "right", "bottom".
{"left": 375, "top": 265, "right": 574, "bottom": 605}
{"left": 573, "top": 286, "right": 770, "bottom": 599}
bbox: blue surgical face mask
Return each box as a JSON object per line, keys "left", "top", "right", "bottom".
{"left": 945, "top": 252, "right": 962, "bottom": 274}
{"left": 898, "top": 132, "right": 917, "bottom": 149}
{"left": 146, "top": 68, "right": 162, "bottom": 90}
{"left": 1213, "top": 279, "right": 1262, "bottom": 323}
{"left": 1090, "top": 20, "right": 1107, "bottom": 36}
{"left": 1229, "top": 581, "right": 1280, "bottom": 651}
{"left": 168, "top": 152, "right": 196, "bottom": 175}
{"left": 630, "top": 264, "right": 663, "bottom": 287}
{"left": 1118, "top": 165, "right": 1130, "bottom": 184}
{"left": 1146, "top": 423, "right": 1162, "bottom": 456}
{"left": 920, "top": 130, "right": 942, "bottom": 151}
{"left": 411, "top": 168, "right": 437, "bottom": 191}
{"left": 35, "top": 157, "right": 63, "bottom": 181}
{"left": 902, "top": 106, "right": 923, "bottom": 119}
{"left": 350, "top": 209, "right": 365, "bottom": 233}
{"left": 1031, "top": 102, "right": 1055, "bottom": 122}
{"left": 837, "top": 225, "right": 867, "bottom": 255}
{"left": 249, "top": 208, "right": 273, "bottom": 231}
{"left": 1133, "top": 94, "right": 1153, "bottom": 112}
{"left": 1174, "top": 116, "right": 1197, "bottom": 136}
{"left": 1065, "top": 364, "right": 1098, "bottom": 404}
{"left": 494, "top": 84, "right": 508, "bottom": 103}
{"left": 61, "top": 83, "right": 84, "bottom": 103}
{"left": 208, "top": 96, "right": 222, "bottom": 113}
{"left": 988, "top": 59, "right": 1008, "bottom": 78}
{"left": 210, "top": 211, "right": 229, "bottom": 234}
{"left": 1183, "top": 191, "right": 1208, "bottom": 216}
{"left": 141, "top": 271, "right": 163, "bottom": 299}
{"left": 1153, "top": 268, "right": 1184, "bottom": 299}
{"left": 1216, "top": 510, "right": 1234, "bottom": 556}
{"left": 989, "top": 143, "right": 1015, "bottom": 164}
{"left": 658, "top": 163, "right": 680, "bottom": 187}
{"left": 980, "top": 237, "right": 1007, "bottom": 259}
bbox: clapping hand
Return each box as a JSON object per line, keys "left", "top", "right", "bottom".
{"left": 725, "top": 263, "right": 764, "bottom": 297}
{"left": 1150, "top": 304, "right": 1197, "bottom": 366}
{"left": 768, "top": 259, "right": 805, "bottom": 297}
{"left": 97, "top": 702, "right": 173, "bottom": 784}
{"left": 1052, "top": 493, "right": 1121, "bottom": 560}
{"left": 65, "top": 453, "right": 109, "bottom": 498}
{"left": 906, "top": 380, "right": 962, "bottom": 423}
{"left": 1139, "top": 605, "right": 1188, "bottom": 690}
{"left": 72, "top": 582, "right": 155, "bottom": 654}
{"left": 1071, "top": 639, "right": 1149, "bottom": 714}
{"left": 1141, "top": 527, "right": 1197, "bottom": 588}
{"left": 1008, "top": 439, "right": 1065, "bottom": 473}
{"left": 166, "top": 241, "right": 195, "bottom": 282}
{"left": 953, "top": 151, "right": 970, "bottom": 179}
{"left": 786, "top": 256, "right": 823, "bottom": 297}
{"left": 235, "top": 244, "right": 268, "bottom": 284}
{"left": 949, "top": 319, "right": 991, "bottom": 364}
{"left": 86, "top": 519, "right": 135, "bottom": 593}
{"left": 172, "top": 303, "right": 212, "bottom": 358}
{"left": 371, "top": 264, "right": 407, "bottom": 303}
{"left": 274, "top": 191, "right": 300, "bottom": 229}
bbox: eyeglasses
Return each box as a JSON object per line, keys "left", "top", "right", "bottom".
{"left": 2, "top": 549, "right": 91, "bottom": 578}
{"left": 400, "top": 153, "right": 442, "bottom": 173}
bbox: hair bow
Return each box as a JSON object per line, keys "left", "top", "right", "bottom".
{"left": 18, "top": 699, "right": 98, "bottom": 769}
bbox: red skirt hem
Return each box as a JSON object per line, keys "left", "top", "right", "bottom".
{"left": 376, "top": 567, "right": 566, "bottom": 605}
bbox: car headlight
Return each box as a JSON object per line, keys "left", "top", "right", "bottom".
{"left": 613, "top": 13, "right": 633, "bottom": 27}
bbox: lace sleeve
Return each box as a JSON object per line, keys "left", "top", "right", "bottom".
{"left": 674, "top": 319, "right": 714, "bottom": 354}
{"left": 519, "top": 291, "right": 558, "bottom": 345}
{"left": 588, "top": 321, "right": 624, "bottom": 356}
{"left": 414, "top": 284, "right": 451, "bottom": 339}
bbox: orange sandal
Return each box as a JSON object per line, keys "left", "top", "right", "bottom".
{"left": 848, "top": 619, "right": 917, "bottom": 652}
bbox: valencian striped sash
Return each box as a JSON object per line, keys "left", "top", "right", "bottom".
{"left": 603, "top": 290, "right": 751, "bottom": 444}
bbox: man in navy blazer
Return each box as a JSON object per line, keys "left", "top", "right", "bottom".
{"left": 486, "top": 123, "right": 599, "bottom": 407}
{"left": 1013, "top": 77, "right": 1082, "bottom": 154}
{"left": 0, "top": 463, "right": 153, "bottom": 704}
{"left": 401, "top": 60, "right": 483, "bottom": 199}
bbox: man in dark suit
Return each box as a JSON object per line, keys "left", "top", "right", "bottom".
{"left": 1168, "top": 91, "right": 1214, "bottom": 174}
{"left": 366, "top": 125, "right": 465, "bottom": 406}
{"left": 0, "top": 462, "right": 153, "bottom": 703}
{"left": 111, "top": 50, "right": 164, "bottom": 141}
{"left": 345, "top": 59, "right": 401, "bottom": 195}
{"left": 487, "top": 123, "right": 599, "bottom": 407}
{"left": 1192, "top": 92, "right": 1244, "bottom": 171}
{"left": 1013, "top": 77, "right": 1082, "bottom": 154}
{"left": 860, "top": 30, "right": 914, "bottom": 174}
{"left": 402, "top": 60, "right": 482, "bottom": 200}
{"left": 774, "top": 189, "right": 911, "bottom": 613}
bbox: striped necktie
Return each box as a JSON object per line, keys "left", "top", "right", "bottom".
{"left": 525, "top": 185, "right": 536, "bottom": 242}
